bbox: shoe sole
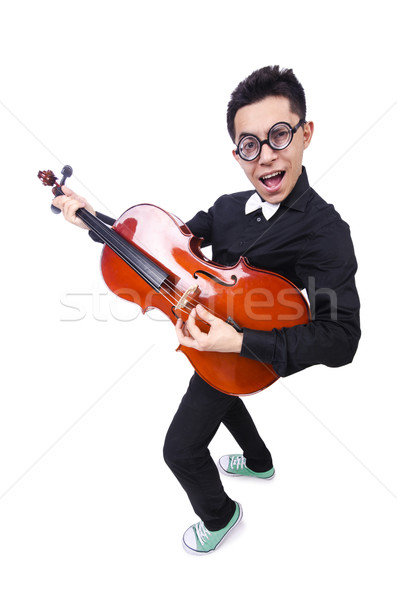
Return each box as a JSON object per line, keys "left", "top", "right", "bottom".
{"left": 182, "top": 502, "right": 243, "bottom": 555}
{"left": 218, "top": 459, "right": 275, "bottom": 480}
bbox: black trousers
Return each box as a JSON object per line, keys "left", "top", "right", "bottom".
{"left": 163, "top": 373, "right": 273, "bottom": 531}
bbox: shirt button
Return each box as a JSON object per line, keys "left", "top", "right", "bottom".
{"left": 256, "top": 217, "right": 262, "bottom": 222}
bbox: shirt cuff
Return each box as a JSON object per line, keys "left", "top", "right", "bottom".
{"left": 88, "top": 230, "right": 103, "bottom": 243}
{"left": 240, "top": 328, "right": 277, "bottom": 364}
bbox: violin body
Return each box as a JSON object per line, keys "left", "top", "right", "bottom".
{"left": 38, "top": 167, "right": 310, "bottom": 396}
{"left": 101, "top": 204, "right": 310, "bottom": 395}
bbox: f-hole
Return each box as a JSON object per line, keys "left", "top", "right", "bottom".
{"left": 193, "top": 270, "right": 238, "bottom": 287}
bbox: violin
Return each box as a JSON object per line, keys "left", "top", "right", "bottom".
{"left": 38, "top": 166, "right": 310, "bottom": 395}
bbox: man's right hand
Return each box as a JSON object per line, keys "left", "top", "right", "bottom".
{"left": 52, "top": 186, "right": 96, "bottom": 230}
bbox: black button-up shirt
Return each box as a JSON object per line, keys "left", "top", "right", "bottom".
{"left": 185, "top": 167, "right": 360, "bottom": 377}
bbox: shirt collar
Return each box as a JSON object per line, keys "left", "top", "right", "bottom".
{"left": 245, "top": 192, "right": 281, "bottom": 220}
{"left": 280, "top": 166, "right": 311, "bottom": 212}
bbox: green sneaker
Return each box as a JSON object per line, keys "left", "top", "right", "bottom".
{"left": 219, "top": 454, "right": 275, "bottom": 479}
{"left": 182, "top": 502, "right": 242, "bottom": 554}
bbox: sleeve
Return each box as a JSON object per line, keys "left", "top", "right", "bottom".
{"left": 185, "top": 207, "right": 214, "bottom": 247}
{"left": 88, "top": 212, "right": 116, "bottom": 243}
{"left": 241, "top": 219, "right": 361, "bottom": 377}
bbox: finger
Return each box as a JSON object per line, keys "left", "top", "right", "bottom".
{"left": 185, "top": 310, "right": 208, "bottom": 345}
{"left": 61, "top": 185, "right": 88, "bottom": 205}
{"left": 61, "top": 185, "right": 76, "bottom": 197}
{"left": 63, "top": 200, "right": 85, "bottom": 223}
{"left": 52, "top": 195, "right": 67, "bottom": 211}
{"left": 195, "top": 304, "right": 216, "bottom": 324}
{"left": 64, "top": 197, "right": 85, "bottom": 213}
{"left": 175, "top": 320, "right": 197, "bottom": 348}
{"left": 176, "top": 318, "right": 189, "bottom": 335}
{"left": 54, "top": 196, "right": 88, "bottom": 229}
{"left": 177, "top": 318, "right": 194, "bottom": 339}
{"left": 53, "top": 194, "right": 71, "bottom": 210}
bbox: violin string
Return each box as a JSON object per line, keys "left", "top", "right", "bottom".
{"left": 116, "top": 231, "right": 229, "bottom": 319}
{"left": 48, "top": 180, "right": 223, "bottom": 322}
{"left": 158, "top": 278, "right": 224, "bottom": 323}
{"left": 108, "top": 220, "right": 209, "bottom": 304}
{"left": 118, "top": 246, "right": 205, "bottom": 312}
{"left": 52, "top": 183, "right": 238, "bottom": 321}
{"left": 118, "top": 244, "right": 231, "bottom": 323}
{"left": 106, "top": 229, "right": 235, "bottom": 324}
{"left": 82, "top": 210, "right": 231, "bottom": 323}
{"left": 142, "top": 258, "right": 240, "bottom": 321}
{"left": 107, "top": 211, "right": 244, "bottom": 320}
{"left": 119, "top": 254, "right": 218, "bottom": 321}
{"left": 80, "top": 210, "right": 189, "bottom": 307}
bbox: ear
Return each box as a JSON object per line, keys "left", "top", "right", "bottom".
{"left": 303, "top": 121, "right": 314, "bottom": 149}
{"left": 232, "top": 148, "right": 240, "bottom": 163}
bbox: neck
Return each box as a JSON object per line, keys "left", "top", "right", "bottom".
{"left": 76, "top": 208, "right": 169, "bottom": 292}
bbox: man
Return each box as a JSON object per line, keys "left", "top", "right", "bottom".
{"left": 54, "top": 66, "right": 360, "bottom": 555}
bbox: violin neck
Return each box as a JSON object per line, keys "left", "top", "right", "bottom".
{"left": 76, "top": 207, "right": 169, "bottom": 292}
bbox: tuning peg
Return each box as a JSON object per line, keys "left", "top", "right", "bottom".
{"left": 51, "top": 165, "right": 73, "bottom": 213}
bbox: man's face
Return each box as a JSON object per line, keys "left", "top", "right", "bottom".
{"left": 233, "top": 96, "right": 313, "bottom": 204}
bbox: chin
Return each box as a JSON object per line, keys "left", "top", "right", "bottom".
{"left": 255, "top": 187, "right": 285, "bottom": 205}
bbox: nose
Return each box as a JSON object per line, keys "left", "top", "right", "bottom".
{"left": 258, "top": 142, "right": 278, "bottom": 165}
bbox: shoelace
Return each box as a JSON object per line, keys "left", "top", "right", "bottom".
{"left": 195, "top": 520, "right": 212, "bottom": 546}
{"left": 230, "top": 455, "right": 246, "bottom": 471}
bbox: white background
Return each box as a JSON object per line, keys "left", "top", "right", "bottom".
{"left": 1, "top": 1, "right": 396, "bottom": 598}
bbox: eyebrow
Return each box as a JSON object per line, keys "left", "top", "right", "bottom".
{"left": 237, "top": 131, "right": 257, "bottom": 141}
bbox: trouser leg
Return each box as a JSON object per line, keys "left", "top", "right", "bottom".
{"left": 163, "top": 373, "right": 272, "bottom": 530}
{"left": 163, "top": 374, "right": 236, "bottom": 530}
{"left": 222, "top": 398, "right": 273, "bottom": 472}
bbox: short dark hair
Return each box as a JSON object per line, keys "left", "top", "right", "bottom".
{"left": 226, "top": 65, "right": 306, "bottom": 142}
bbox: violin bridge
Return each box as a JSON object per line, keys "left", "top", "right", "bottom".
{"left": 175, "top": 284, "right": 199, "bottom": 310}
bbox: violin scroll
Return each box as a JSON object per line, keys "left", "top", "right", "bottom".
{"left": 38, "top": 169, "right": 58, "bottom": 187}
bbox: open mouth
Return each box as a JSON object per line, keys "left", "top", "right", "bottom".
{"left": 260, "top": 171, "right": 285, "bottom": 191}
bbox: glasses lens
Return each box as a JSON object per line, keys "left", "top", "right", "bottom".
{"left": 238, "top": 136, "right": 260, "bottom": 160}
{"left": 268, "top": 123, "right": 292, "bottom": 149}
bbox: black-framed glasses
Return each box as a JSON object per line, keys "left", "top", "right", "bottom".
{"left": 235, "top": 118, "right": 306, "bottom": 161}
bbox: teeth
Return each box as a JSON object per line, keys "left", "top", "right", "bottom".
{"left": 262, "top": 171, "right": 282, "bottom": 180}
